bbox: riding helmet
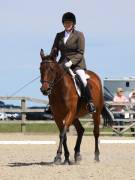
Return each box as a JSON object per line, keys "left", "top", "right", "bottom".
{"left": 62, "top": 12, "right": 76, "bottom": 24}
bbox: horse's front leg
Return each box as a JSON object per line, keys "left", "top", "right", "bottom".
{"left": 54, "top": 109, "right": 76, "bottom": 165}
{"left": 93, "top": 112, "right": 100, "bottom": 162}
{"left": 54, "top": 126, "right": 67, "bottom": 165}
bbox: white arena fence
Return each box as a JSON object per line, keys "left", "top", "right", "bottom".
{"left": 0, "top": 97, "right": 135, "bottom": 135}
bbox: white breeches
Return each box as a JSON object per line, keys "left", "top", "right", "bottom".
{"left": 75, "top": 69, "right": 87, "bottom": 87}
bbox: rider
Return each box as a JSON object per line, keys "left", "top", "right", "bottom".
{"left": 50, "top": 12, "right": 96, "bottom": 113}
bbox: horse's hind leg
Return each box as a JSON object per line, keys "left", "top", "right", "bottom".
{"left": 93, "top": 112, "right": 100, "bottom": 162}
{"left": 73, "top": 118, "right": 85, "bottom": 163}
{"left": 62, "top": 134, "right": 71, "bottom": 165}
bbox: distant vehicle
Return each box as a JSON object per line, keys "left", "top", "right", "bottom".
{"left": 6, "top": 113, "right": 21, "bottom": 120}
{"left": 42, "top": 113, "right": 53, "bottom": 120}
{"left": 0, "top": 113, "right": 7, "bottom": 120}
{"left": 0, "top": 103, "right": 21, "bottom": 120}
{"left": 26, "top": 112, "right": 53, "bottom": 120}
{"left": 4, "top": 104, "right": 19, "bottom": 108}
{"left": 14, "top": 113, "right": 21, "bottom": 120}
{"left": 0, "top": 103, "right": 53, "bottom": 121}
{"left": 44, "top": 104, "right": 52, "bottom": 114}
{"left": 44, "top": 104, "right": 53, "bottom": 120}
{"left": 0, "top": 101, "right": 5, "bottom": 108}
{"left": 26, "top": 105, "right": 54, "bottom": 120}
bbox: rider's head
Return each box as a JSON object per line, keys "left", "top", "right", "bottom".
{"left": 62, "top": 12, "right": 76, "bottom": 31}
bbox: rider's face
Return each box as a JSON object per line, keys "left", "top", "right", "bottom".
{"left": 63, "top": 21, "right": 74, "bottom": 31}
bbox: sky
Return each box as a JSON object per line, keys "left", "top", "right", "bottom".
{"left": 0, "top": 0, "right": 135, "bottom": 104}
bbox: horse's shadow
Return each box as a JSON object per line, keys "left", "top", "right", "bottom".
{"left": 7, "top": 161, "right": 54, "bottom": 167}
{"left": 7, "top": 160, "right": 76, "bottom": 167}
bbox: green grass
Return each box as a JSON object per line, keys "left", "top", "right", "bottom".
{"left": 84, "top": 127, "right": 113, "bottom": 132}
{"left": 26, "top": 123, "right": 59, "bottom": 133}
{"left": 0, "top": 124, "right": 22, "bottom": 132}
{"left": 0, "top": 123, "right": 59, "bottom": 133}
{"left": 0, "top": 123, "right": 112, "bottom": 133}
{"left": 0, "top": 123, "right": 134, "bottom": 136}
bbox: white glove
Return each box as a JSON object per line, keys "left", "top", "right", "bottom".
{"left": 65, "top": 60, "right": 72, "bottom": 68}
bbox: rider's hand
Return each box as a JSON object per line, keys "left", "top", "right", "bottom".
{"left": 65, "top": 60, "right": 72, "bottom": 68}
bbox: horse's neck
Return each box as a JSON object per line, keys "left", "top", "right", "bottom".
{"left": 55, "top": 63, "right": 70, "bottom": 82}
{"left": 55, "top": 64, "right": 65, "bottom": 78}
{"left": 50, "top": 65, "right": 72, "bottom": 98}
{"left": 56, "top": 68, "right": 69, "bottom": 87}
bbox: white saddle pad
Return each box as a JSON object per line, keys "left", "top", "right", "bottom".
{"left": 69, "top": 68, "right": 90, "bottom": 97}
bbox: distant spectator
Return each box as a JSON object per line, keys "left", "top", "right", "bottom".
{"left": 129, "top": 88, "right": 135, "bottom": 98}
{"left": 129, "top": 89, "right": 135, "bottom": 104}
{"left": 113, "top": 88, "right": 129, "bottom": 133}
{"left": 129, "top": 89, "right": 135, "bottom": 136}
{"left": 113, "top": 87, "right": 129, "bottom": 104}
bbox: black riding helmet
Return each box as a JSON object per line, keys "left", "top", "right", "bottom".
{"left": 62, "top": 12, "right": 76, "bottom": 25}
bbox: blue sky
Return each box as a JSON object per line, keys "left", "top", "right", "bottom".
{"left": 0, "top": 0, "right": 135, "bottom": 104}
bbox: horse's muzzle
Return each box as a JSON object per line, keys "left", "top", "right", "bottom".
{"left": 40, "top": 87, "right": 51, "bottom": 96}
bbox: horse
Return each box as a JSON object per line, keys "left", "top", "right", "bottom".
{"left": 40, "top": 49, "right": 113, "bottom": 164}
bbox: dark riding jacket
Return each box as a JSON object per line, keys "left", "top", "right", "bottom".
{"left": 51, "top": 29, "right": 86, "bottom": 71}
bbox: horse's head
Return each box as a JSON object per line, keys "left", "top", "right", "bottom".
{"left": 40, "top": 49, "right": 57, "bottom": 96}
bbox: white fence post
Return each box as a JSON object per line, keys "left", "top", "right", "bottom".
{"left": 21, "top": 98, "right": 26, "bottom": 133}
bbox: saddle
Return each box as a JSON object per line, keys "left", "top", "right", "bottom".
{"left": 68, "top": 68, "right": 90, "bottom": 97}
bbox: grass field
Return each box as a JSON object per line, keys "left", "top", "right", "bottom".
{"left": 0, "top": 121, "right": 133, "bottom": 136}
{"left": 0, "top": 122, "right": 113, "bottom": 134}
{"left": 0, "top": 123, "right": 58, "bottom": 133}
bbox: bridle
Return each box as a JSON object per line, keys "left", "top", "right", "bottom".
{"left": 40, "top": 60, "right": 67, "bottom": 95}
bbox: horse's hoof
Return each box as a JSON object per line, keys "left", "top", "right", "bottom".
{"left": 62, "top": 159, "right": 72, "bottom": 165}
{"left": 74, "top": 153, "right": 82, "bottom": 163}
{"left": 54, "top": 156, "right": 62, "bottom": 165}
{"left": 94, "top": 156, "right": 100, "bottom": 162}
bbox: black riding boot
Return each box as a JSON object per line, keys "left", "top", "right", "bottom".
{"left": 84, "top": 85, "right": 96, "bottom": 113}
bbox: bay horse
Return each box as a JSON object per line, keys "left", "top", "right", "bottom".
{"left": 40, "top": 49, "right": 113, "bottom": 164}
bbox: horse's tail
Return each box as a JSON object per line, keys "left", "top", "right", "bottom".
{"left": 101, "top": 103, "right": 114, "bottom": 127}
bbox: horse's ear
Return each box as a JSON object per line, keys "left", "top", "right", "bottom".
{"left": 40, "top": 49, "right": 45, "bottom": 61}
{"left": 50, "top": 48, "right": 57, "bottom": 59}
